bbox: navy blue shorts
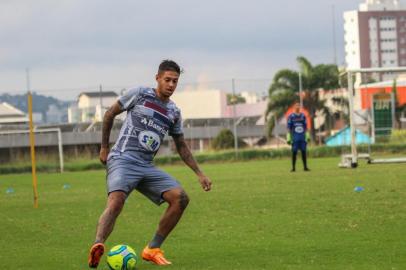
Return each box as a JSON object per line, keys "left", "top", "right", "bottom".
{"left": 292, "top": 141, "right": 307, "bottom": 153}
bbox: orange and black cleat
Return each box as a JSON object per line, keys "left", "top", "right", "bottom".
{"left": 142, "top": 246, "right": 172, "bottom": 265}
{"left": 88, "top": 243, "right": 105, "bottom": 268}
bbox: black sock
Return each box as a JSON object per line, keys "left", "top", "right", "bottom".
{"left": 148, "top": 233, "right": 166, "bottom": 249}
{"left": 292, "top": 152, "right": 297, "bottom": 170}
{"left": 301, "top": 151, "right": 308, "bottom": 169}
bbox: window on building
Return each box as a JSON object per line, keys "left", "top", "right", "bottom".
{"left": 380, "top": 49, "right": 396, "bottom": 53}
{"left": 380, "top": 27, "right": 396, "bottom": 31}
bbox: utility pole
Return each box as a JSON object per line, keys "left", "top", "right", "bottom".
{"left": 26, "top": 68, "right": 30, "bottom": 94}
{"left": 332, "top": 4, "right": 338, "bottom": 65}
{"left": 299, "top": 72, "right": 303, "bottom": 109}
{"left": 99, "top": 84, "right": 103, "bottom": 121}
{"left": 232, "top": 78, "right": 238, "bottom": 156}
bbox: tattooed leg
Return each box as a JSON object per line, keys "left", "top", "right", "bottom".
{"left": 148, "top": 188, "right": 190, "bottom": 248}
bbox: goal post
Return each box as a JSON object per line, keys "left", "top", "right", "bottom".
{"left": 0, "top": 128, "right": 64, "bottom": 173}
{"left": 343, "top": 66, "right": 406, "bottom": 168}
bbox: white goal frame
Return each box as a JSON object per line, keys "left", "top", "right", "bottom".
{"left": 344, "top": 66, "right": 406, "bottom": 168}
{"left": 0, "top": 128, "right": 64, "bottom": 173}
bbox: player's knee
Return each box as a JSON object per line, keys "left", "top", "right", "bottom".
{"left": 107, "top": 193, "right": 126, "bottom": 215}
{"left": 164, "top": 188, "right": 189, "bottom": 210}
{"left": 178, "top": 190, "right": 190, "bottom": 211}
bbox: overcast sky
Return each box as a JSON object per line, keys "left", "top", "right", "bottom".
{"left": 0, "top": 0, "right": 361, "bottom": 99}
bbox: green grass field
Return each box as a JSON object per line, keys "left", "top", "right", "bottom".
{"left": 0, "top": 157, "right": 405, "bottom": 270}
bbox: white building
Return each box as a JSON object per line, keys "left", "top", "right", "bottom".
{"left": 68, "top": 91, "right": 118, "bottom": 123}
{"left": 344, "top": 0, "right": 406, "bottom": 79}
{"left": 0, "top": 102, "right": 29, "bottom": 125}
{"left": 171, "top": 89, "right": 229, "bottom": 119}
{"left": 171, "top": 89, "right": 267, "bottom": 121}
{"left": 240, "top": 91, "right": 261, "bottom": 104}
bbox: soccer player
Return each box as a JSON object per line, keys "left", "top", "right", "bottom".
{"left": 287, "top": 102, "right": 310, "bottom": 172}
{"left": 88, "top": 60, "right": 212, "bottom": 268}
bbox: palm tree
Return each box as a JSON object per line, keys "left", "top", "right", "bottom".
{"left": 266, "top": 56, "right": 340, "bottom": 142}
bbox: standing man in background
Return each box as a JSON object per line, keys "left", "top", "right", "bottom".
{"left": 287, "top": 101, "right": 310, "bottom": 172}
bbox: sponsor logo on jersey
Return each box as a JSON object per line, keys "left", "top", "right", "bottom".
{"left": 294, "top": 126, "right": 304, "bottom": 133}
{"left": 138, "top": 130, "right": 161, "bottom": 151}
{"left": 140, "top": 118, "right": 168, "bottom": 135}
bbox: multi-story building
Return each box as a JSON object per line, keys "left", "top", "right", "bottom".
{"left": 68, "top": 91, "right": 118, "bottom": 123}
{"left": 344, "top": 0, "right": 406, "bottom": 79}
{"left": 171, "top": 89, "right": 267, "bottom": 120}
{"left": 171, "top": 89, "right": 269, "bottom": 149}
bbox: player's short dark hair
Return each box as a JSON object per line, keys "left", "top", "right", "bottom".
{"left": 158, "top": 60, "right": 182, "bottom": 75}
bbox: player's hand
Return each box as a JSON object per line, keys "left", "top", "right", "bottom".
{"left": 99, "top": 147, "right": 109, "bottom": 165}
{"left": 197, "top": 174, "right": 212, "bottom": 192}
{"left": 286, "top": 133, "right": 292, "bottom": 145}
{"left": 305, "top": 132, "right": 311, "bottom": 143}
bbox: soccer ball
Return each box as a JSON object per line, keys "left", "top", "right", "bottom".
{"left": 106, "top": 244, "right": 138, "bottom": 270}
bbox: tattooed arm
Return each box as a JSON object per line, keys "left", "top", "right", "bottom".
{"left": 99, "top": 102, "right": 124, "bottom": 164}
{"left": 173, "top": 134, "right": 212, "bottom": 191}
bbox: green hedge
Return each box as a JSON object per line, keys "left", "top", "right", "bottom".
{"left": 391, "top": 129, "right": 406, "bottom": 144}
{"left": 1, "top": 143, "right": 406, "bottom": 174}
{"left": 154, "top": 143, "right": 406, "bottom": 165}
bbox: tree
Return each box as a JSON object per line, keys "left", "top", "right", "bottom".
{"left": 211, "top": 129, "right": 246, "bottom": 150}
{"left": 266, "top": 56, "right": 340, "bottom": 141}
{"left": 227, "top": 94, "right": 246, "bottom": 105}
{"left": 212, "top": 129, "right": 235, "bottom": 150}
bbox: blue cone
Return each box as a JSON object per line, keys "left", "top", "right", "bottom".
{"left": 354, "top": 186, "right": 364, "bottom": 192}
{"left": 6, "top": 187, "right": 15, "bottom": 194}
{"left": 63, "top": 184, "right": 71, "bottom": 190}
